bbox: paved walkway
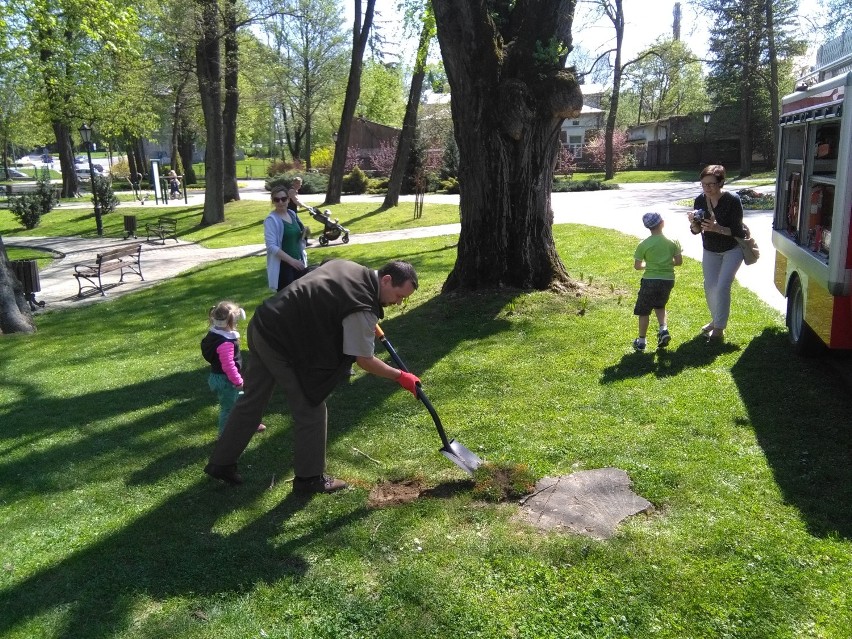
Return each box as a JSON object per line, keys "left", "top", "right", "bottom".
{"left": 5, "top": 182, "right": 785, "bottom": 314}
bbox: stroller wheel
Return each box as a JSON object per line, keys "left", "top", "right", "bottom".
{"left": 319, "top": 235, "right": 329, "bottom": 247}
{"left": 342, "top": 233, "right": 350, "bottom": 244}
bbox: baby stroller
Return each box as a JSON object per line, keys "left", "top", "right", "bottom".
{"left": 308, "top": 207, "right": 350, "bottom": 246}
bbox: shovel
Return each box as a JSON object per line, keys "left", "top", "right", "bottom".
{"left": 375, "top": 324, "right": 482, "bottom": 476}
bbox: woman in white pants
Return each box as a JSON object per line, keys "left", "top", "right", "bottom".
{"left": 687, "top": 165, "right": 745, "bottom": 343}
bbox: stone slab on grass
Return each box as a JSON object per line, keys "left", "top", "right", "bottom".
{"left": 518, "top": 468, "right": 654, "bottom": 539}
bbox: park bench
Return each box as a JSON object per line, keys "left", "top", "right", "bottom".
{"left": 1, "top": 183, "right": 62, "bottom": 206}
{"left": 146, "top": 216, "right": 178, "bottom": 244}
{"left": 73, "top": 243, "right": 144, "bottom": 297}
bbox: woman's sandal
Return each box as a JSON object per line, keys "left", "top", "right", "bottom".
{"left": 700, "top": 323, "right": 715, "bottom": 335}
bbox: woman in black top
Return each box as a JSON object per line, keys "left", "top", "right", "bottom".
{"left": 688, "top": 165, "right": 745, "bottom": 343}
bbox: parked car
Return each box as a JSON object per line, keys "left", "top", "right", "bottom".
{"left": 75, "top": 160, "right": 104, "bottom": 173}
{"left": 4, "top": 167, "right": 30, "bottom": 180}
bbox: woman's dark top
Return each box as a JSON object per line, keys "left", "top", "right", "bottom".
{"left": 693, "top": 191, "right": 745, "bottom": 253}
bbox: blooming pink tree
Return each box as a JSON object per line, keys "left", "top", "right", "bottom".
{"left": 369, "top": 141, "right": 396, "bottom": 176}
{"left": 345, "top": 146, "right": 362, "bottom": 172}
{"left": 583, "top": 129, "right": 633, "bottom": 172}
{"left": 555, "top": 146, "right": 576, "bottom": 176}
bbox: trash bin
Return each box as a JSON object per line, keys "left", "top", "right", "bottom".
{"left": 10, "top": 259, "right": 45, "bottom": 309}
{"left": 124, "top": 215, "right": 138, "bottom": 239}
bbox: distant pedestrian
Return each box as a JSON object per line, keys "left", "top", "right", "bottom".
{"left": 167, "top": 170, "right": 180, "bottom": 197}
{"left": 201, "top": 301, "right": 265, "bottom": 436}
{"left": 632, "top": 212, "right": 682, "bottom": 351}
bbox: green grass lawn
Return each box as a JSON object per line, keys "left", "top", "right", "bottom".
{"left": 1, "top": 225, "right": 849, "bottom": 638}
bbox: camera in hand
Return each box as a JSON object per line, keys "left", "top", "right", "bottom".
{"left": 693, "top": 209, "right": 707, "bottom": 223}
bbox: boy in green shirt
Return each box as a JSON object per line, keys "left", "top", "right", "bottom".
{"left": 632, "top": 212, "right": 683, "bottom": 351}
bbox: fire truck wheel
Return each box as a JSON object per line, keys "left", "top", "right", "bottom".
{"left": 786, "top": 276, "right": 824, "bottom": 357}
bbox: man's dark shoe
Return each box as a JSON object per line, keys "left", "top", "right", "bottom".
{"left": 293, "top": 474, "right": 347, "bottom": 494}
{"left": 204, "top": 463, "right": 243, "bottom": 486}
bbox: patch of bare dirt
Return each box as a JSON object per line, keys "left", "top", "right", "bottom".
{"left": 368, "top": 480, "right": 423, "bottom": 508}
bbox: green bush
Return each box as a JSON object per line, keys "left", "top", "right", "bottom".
{"left": 366, "top": 177, "right": 389, "bottom": 194}
{"left": 440, "top": 177, "right": 459, "bottom": 194}
{"left": 552, "top": 178, "right": 619, "bottom": 192}
{"left": 265, "top": 171, "right": 328, "bottom": 196}
{"left": 92, "top": 175, "right": 120, "bottom": 215}
{"left": 342, "top": 166, "right": 368, "bottom": 194}
{"left": 10, "top": 194, "right": 43, "bottom": 229}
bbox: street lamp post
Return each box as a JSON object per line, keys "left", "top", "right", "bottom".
{"left": 79, "top": 123, "right": 103, "bottom": 236}
{"left": 701, "top": 112, "right": 711, "bottom": 166}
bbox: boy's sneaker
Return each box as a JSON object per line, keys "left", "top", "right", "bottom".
{"left": 632, "top": 338, "right": 646, "bottom": 352}
{"left": 657, "top": 329, "right": 671, "bottom": 349}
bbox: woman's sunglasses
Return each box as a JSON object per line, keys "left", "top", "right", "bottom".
{"left": 272, "top": 196, "right": 287, "bottom": 202}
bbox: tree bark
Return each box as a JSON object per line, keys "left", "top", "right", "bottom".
{"left": 0, "top": 236, "right": 36, "bottom": 335}
{"left": 604, "top": 0, "right": 624, "bottom": 180}
{"left": 222, "top": 0, "right": 240, "bottom": 202}
{"left": 196, "top": 0, "right": 225, "bottom": 225}
{"left": 325, "top": 0, "right": 376, "bottom": 205}
{"left": 383, "top": 13, "right": 433, "bottom": 209}
{"left": 432, "top": 0, "right": 583, "bottom": 291}
{"left": 52, "top": 122, "right": 79, "bottom": 199}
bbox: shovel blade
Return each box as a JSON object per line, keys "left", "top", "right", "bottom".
{"left": 440, "top": 439, "right": 483, "bottom": 476}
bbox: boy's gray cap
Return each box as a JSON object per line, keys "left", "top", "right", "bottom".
{"left": 642, "top": 212, "right": 662, "bottom": 228}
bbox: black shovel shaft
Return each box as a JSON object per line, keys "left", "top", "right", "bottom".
{"left": 376, "top": 333, "right": 453, "bottom": 449}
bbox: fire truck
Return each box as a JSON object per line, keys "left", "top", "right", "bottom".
{"left": 772, "top": 30, "right": 852, "bottom": 354}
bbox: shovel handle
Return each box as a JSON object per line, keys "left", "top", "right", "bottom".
{"left": 375, "top": 324, "right": 452, "bottom": 449}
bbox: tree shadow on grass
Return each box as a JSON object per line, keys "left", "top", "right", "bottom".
{"left": 731, "top": 328, "right": 852, "bottom": 539}
{"left": 0, "top": 479, "right": 371, "bottom": 639}
{"left": 600, "top": 334, "right": 739, "bottom": 383}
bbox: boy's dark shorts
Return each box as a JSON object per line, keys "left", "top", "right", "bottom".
{"left": 633, "top": 278, "right": 675, "bottom": 315}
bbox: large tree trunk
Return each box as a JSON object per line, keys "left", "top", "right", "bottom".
{"left": 0, "top": 237, "right": 36, "bottom": 335}
{"left": 325, "top": 0, "right": 375, "bottom": 205}
{"left": 196, "top": 0, "right": 225, "bottom": 225}
{"left": 604, "top": 0, "right": 624, "bottom": 180}
{"left": 383, "top": 13, "right": 433, "bottom": 209}
{"left": 222, "top": 0, "right": 240, "bottom": 202}
{"left": 51, "top": 121, "right": 79, "bottom": 198}
{"left": 432, "top": 0, "right": 583, "bottom": 291}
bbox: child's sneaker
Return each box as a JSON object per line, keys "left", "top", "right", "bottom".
{"left": 632, "top": 338, "right": 646, "bottom": 352}
{"left": 657, "top": 329, "right": 671, "bottom": 349}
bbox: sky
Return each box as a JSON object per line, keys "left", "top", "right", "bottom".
{"left": 353, "top": 0, "right": 822, "bottom": 74}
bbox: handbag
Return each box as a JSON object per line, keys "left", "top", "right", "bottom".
{"left": 736, "top": 223, "right": 760, "bottom": 265}
{"left": 706, "top": 197, "right": 759, "bottom": 265}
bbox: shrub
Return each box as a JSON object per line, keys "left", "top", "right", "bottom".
{"left": 92, "top": 175, "right": 119, "bottom": 214}
{"left": 366, "top": 177, "right": 389, "bottom": 194}
{"left": 10, "top": 194, "right": 42, "bottom": 229}
{"left": 34, "top": 171, "right": 58, "bottom": 213}
{"left": 265, "top": 171, "right": 328, "bottom": 197}
{"left": 267, "top": 159, "right": 303, "bottom": 177}
{"left": 440, "top": 177, "right": 459, "bottom": 194}
{"left": 110, "top": 158, "right": 131, "bottom": 181}
{"left": 552, "top": 178, "right": 619, "bottom": 192}
{"left": 311, "top": 147, "right": 333, "bottom": 170}
{"left": 342, "top": 166, "right": 368, "bottom": 194}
